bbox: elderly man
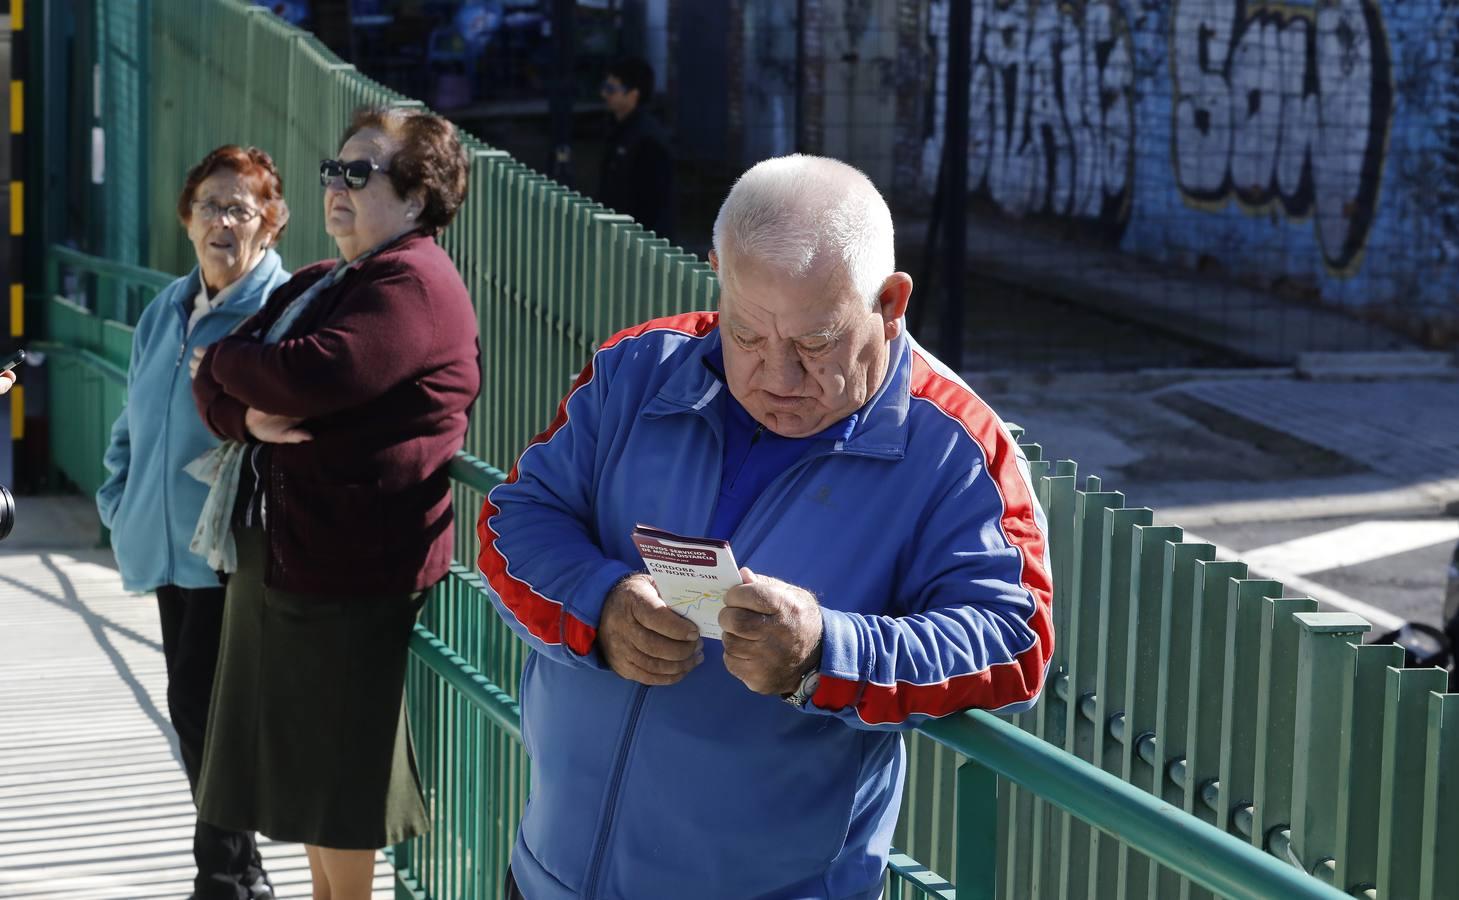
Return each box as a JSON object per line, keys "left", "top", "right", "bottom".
{"left": 479, "top": 155, "right": 1053, "bottom": 900}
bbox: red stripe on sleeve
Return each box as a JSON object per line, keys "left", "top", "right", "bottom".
{"left": 813, "top": 644, "right": 1048, "bottom": 725}
{"left": 813, "top": 350, "right": 1054, "bottom": 725}
{"left": 475, "top": 312, "right": 720, "bottom": 656}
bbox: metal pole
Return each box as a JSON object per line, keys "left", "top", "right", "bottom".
{"left": 794, "top": 0, "right": 806, "bottom": 154}
{"left": 941, "top": 0, "right": 969, "bottom": 372}
{"left": 548, "top": 0, "right": 576, "bottom": 186}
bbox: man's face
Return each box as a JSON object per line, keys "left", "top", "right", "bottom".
{"left": 601, "top": 75, "right": 639, "bottom": 120}
{"left": 715, "top": 251, "right": 902, "bottom": 438}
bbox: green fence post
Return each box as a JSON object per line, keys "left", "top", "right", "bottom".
{"left": 1377, "top": 665, "right": 1450, "bottom": 898}
{"left": 1420, "top": 692, "right": 1459, "bottom": 900}
{"left": 1115, "top": 523, "right": 1182, "bottom": 899}
{"left": 1291, "top": 612, "right": 1370, "bottom": 882}
{"left": 1088, "top": 506, "right": 1152, "bottom": 897}
{"left": 1148, "top": 540, "right": 1216, "bottom": 899}
{"left": 1180, "top": 559, "right": 1246, "bottom": 900}
{"left": 1216, "top": 579, "right": 1282, "bottom": 840}
{"left": 1333, "top": 641, "right": 1404, "bottom": 894}
{"left": 1249, "top": 595, "right": 1318, "bottom": 855}
{"left": 957, "top": 757, "right": 999, "bottom": 900}
{"left": 1058, "top": 485, "right": 1123, "bottom": 900}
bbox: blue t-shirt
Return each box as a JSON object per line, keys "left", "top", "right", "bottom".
{"left": 706, "top": 355, "right": 857, "bottom": 541}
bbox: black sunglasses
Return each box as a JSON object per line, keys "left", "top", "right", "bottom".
{"left": 319, "top": 158, "right": 386, "bottom": 190}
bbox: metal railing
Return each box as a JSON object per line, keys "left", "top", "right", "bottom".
{"left": 26, "top": 278, "right": 1411, "bottom": 898}
{"left": 409, "top": 452, "right": 1345, "bottom": 900}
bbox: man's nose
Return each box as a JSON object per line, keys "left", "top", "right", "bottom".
{"left": 762, "top": 346, "right": 804, "bottom": 390}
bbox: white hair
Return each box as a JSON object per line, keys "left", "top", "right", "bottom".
{"left": 712, "top": 154, "right": 895, "bottom": 308}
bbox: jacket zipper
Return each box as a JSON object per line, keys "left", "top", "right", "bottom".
{"left": 576, "top": 404, "right": 864, "bottom": 894}
{"left": 724, "top": 423, "right": 766, "bottom": 492}
{"left": 159, "top": 337, "right": 184, "bottom": 582}
{"left": 582, "top": 684, "right": 649, "bottom": 899}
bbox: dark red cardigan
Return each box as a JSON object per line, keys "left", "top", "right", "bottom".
{"left": 193, "top": 232, "right": 481, "bottom": 595}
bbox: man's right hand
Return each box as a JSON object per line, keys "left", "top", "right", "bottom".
{"left": 598, "top": 573, "right": 703, "bottom": 686}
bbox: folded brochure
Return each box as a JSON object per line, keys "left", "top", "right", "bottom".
{"left": 631, "top": 524, "right": 742, "bottom": 640}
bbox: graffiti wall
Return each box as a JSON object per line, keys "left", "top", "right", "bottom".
{"left": 913, "top": 0, "right": 1459, "bottom": 323}
{"left": 919, "top": 0, "right": 1136, "bottom": 227}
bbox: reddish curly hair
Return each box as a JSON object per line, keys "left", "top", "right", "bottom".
{"left": 176, "top": 145, "right": 289, "bottom": 244}
{"left": 341, "top": 106, "right": 469, "bottom": 235}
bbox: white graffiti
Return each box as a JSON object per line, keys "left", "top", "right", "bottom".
{"left": 922, "top": 0, "right": 1135, "bottom": 223}
{"left": 1172, "top": 0, "right": 1391, "bottom": 268}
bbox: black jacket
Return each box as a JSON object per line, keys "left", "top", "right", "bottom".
{"left": 598, "top": 108, "right": 675, "bottom": 239}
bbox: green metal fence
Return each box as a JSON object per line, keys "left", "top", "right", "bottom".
{"left": 43, "top": 243, "right": 1459, "bottom": 898}
{"left": 39, "top": 0, "right": 1459, "bottom": 894}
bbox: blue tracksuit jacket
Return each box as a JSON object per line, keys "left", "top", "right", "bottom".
{"left": 96, "top": 251, "right": 289, "bottom": 591}
{"left": 479, "top": 312, "right": 1054, "bottom": 900}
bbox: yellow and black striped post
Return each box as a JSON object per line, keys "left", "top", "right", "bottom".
{"left": 9, "top": 0, "right": 23, "bottom": 443}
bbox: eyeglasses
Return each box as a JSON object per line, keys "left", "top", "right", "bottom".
{"left": 600, "top": 80, "right": 624, "bottom": 95}
{"left": 191, "top": 200, "right": 260, "bottom": 225}
{"left": 319, "top": 158, "right": 387, "bottom": 190}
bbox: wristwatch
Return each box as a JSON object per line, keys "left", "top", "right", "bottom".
{"left": 784, "top": 665, "right": 821, "bottom": 709}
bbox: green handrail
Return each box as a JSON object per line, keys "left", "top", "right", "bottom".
{"left": 447, "top": 450, "right": 509, "bottom": 495}
{"left": 409, "top": 621, "right": 522, "bottom": 744}
{"left": 46, "top": 244, "right": 177, "bottom": 297}
{"left": 29, "top": 340, "right": 129, "bottom": 385}
{"left": 920, "top": 711, "right": 1349, "bottom": 900}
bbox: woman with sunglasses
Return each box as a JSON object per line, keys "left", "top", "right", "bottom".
{"left": 191, "top": 107, "right": 479, "bottom": 900}
{"left": 96, "top": 145, "right": 290, "bottom": 899}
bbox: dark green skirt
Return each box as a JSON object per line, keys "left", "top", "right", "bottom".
{"left": 195, "top": 527, "right": 429, "bottom": 849}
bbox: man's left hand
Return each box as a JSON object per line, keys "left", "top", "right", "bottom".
{"left": 721, "top": 568, "right": 823, "bottom": 695}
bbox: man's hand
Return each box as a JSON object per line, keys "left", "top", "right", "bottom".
{"left": 0, "top": 370, "right": 14, "bottom": 395}
{"left": 598, "top": 573, "right": 703, "bottom": 686}
{"left": 721, "top": 568, "right": 823, "bottom": 695}
{"left": 244, "top": 407, "right": 313, "bottom": 444}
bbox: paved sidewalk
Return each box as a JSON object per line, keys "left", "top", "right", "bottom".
{"left": 979, "top": 366, "right": 1459, "bottom": 632}
{"left": 0, "top": 513, "right": 395, "bottom": 899}
{"left": 978, "top": 370, "right": 1459, "bottom": 523}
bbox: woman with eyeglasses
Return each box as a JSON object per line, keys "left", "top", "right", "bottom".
{"left": 191, "top": 106, "right": 479, "bottom": 900}
{"left": 96, "top": 145, "right": 290, "bottom": 899}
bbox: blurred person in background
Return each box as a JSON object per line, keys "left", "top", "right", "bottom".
{"left": 97, "top": 145, "right": 291, "bottom": 900}
{"left": 191, "top": 106, "right": 479, "bottom": 900}
{"left": 598, "top": 55, "right": 675, "bottom": 240}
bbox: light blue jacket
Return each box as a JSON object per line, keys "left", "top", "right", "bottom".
{"left": 96, "top": 251, "right": 288, "bottom": 592}
{"left": 479, "top": 312, "right": 1054, "bottom": 900}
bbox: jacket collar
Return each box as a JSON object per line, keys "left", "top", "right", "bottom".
{"left": 341, "top": 228, "right": 429, "bottom": 271}
{"left": 644, "top": 325, "right": 910, "bottom": 460}
{"left": 177, "top": 248, "right": 285, "bottom": 316}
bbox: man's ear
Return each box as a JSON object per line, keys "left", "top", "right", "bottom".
{"left": 708, "top": 250, "right": 719, "bottom": 273}
{"left": 877, "top": 273, "right": 913, "bottom": 339}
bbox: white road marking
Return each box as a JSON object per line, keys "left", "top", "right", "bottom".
{"left": 1186, "top": 532, "right": 1409, "bottom": 633}
{"left": 1240, "top": 519, "right": 1459, "bottom": 577}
